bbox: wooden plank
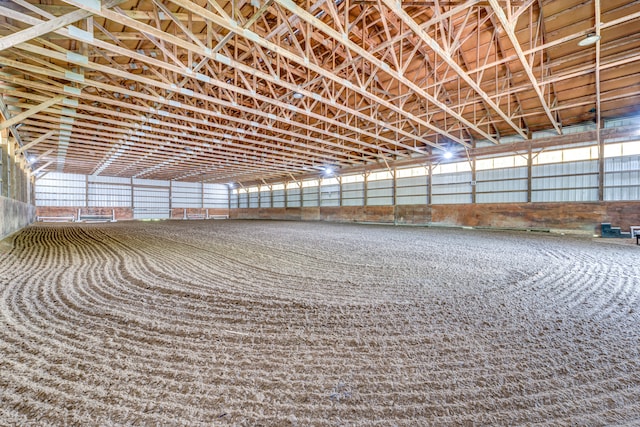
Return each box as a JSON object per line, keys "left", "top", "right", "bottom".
{"left": 0, "top": 0, "right": 125, "bottom": 51}
{"left": 0, "top": 96, "right": 64, "bottom": 130}
{"left": 16, "top": 129, "right": 56, "bottom": 154}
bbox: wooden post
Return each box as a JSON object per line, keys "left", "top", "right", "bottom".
{"left": 527, "top": 144, "right": 533, "bottom": 203}
{"left": 471, "top": 157, "right": 476, "bottom": 204}
{"left": 364, "top": 172, "right": 368, "bottom": 207}
{"left": 427, "top": 164, "right": 433, "bottom": 206}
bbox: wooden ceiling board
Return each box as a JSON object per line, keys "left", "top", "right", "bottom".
{"left": 0, "top": 0, "right": 638, "bottom": 184}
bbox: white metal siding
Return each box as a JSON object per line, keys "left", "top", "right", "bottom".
{"left": 342, "top": 182, "right": 364, "bottom": 206}
{"left": 286, "top": 188, "right": 301, "bottom": 207}
{"left": 302, "top": 186, "right": 319, "bottom": 207}
{"left": 320, "top": 184, "right": 340, "bottom": 206}
{"left": 203, "top": 184, "right": 228, "bottom": 209}
{"left": 36, "top": 172, "right": 85, "bottom": 207}
{"left": 272, "top": 189, "right": 285, "bottom": 207}
{"left": 133, "top": 186, "right": 170, "bottom": 219}
{"left": 172, "top": 181, "right": 202, "bottom": 208}
{"left": 366, "top": 179, "right": 393, "bottom": 206}
{"left": 604, "top": 155, "right": 640, "bottom": 200}
{"left": 260, "top": 190, "right": 271, "bottom": 208}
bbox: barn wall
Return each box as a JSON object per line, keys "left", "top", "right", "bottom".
{"left": 231, "top": 202, "right": 640, "bottom": 235}
{"left": 0, "top": 196, "right": 35, "bottom": 240}
{"left": 1, "top": 131, "right": 35, "bottom": 240}
{"left": 35, "top": 173, "right": 230, "bottom": 221}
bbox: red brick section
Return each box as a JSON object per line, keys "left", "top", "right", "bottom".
{"left": 231, "top": 202, "right": 640, "bottom": 235}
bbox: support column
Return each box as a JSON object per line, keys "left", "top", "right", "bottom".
{"left": 392, "top": 168, "right": 397, "bottom": 225}
{"left": 527, "top": 144, "right": 533, "bottom": 203}
{"left": 363, "top": 172, "right": 369, "bottom": 207}
{"left": 471, "top": 158, "right": 477, "bottom": 204}
{"left": 284, "top": 182, "right": 289, "bottom": 208}
{"left": 598, "top": 127, "right": 605, "bottom": 201}
{"left": 0, "top": 130, "right": 7, "bottom": 198}
{"left": 427, "top": 164, "right": 433, "bottom": 206}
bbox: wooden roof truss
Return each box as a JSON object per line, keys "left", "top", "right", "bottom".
{"left": 0, "top": 0, "right": 638, "bottom": 184}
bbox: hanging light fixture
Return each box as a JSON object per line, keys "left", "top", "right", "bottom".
{"left": 578, "top": 33, "right": 601, "bottom": 47}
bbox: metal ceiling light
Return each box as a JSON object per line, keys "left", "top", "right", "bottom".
{"left": 578, "top": 33, "right": 601, "bottom": 47}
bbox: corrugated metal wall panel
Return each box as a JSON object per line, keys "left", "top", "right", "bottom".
{"left": 320, "top": 184, "right": 340, "bottom": 206}
{"left": 302, "top": 187, "right": 319, "bottom": 207}
{"left": 272, "top": 189, "right": 285, "bottom": 207}
{"left": 476, "top": 179, "right": 527, "bottom": 192}
{"left": 286, "top": 188, "right": 301, "bottom": 207}
{"left": 88, "top": 183, "right": 131, "bottom": 207}
{"left": 366, "top": 196, "right": 393, "bottom": 206}
{"left": 367, "top": 179, "right": 393, "bottom": 189}
{"left": 342, "top": 197, "right": 364, "bottom": 206}
{"left": 133, "top": 187, "right": 169, "bottom": 219}
{"left": 605, "top": 186, "right": 640, "bottom": 201}
{"left": 172, "top": 181, "right": 202, "bottom": 208}
{"left": 238, "top": 193, "right": 248, "bottom": 208}
{"left": 431, "top": 171, "right": 472, "bottom": 184}
{"left": 342, "top": 182, "right": 364, "bottom": 206}
{"left": 248, "top": 192, "right": 259, "bottom": 208}
{"left": 396, "top": 176, "right": 426, "bottom": 187}
{"left": 532, "top": 160, "right": 598, "bottom": 177}
{"left": 431, "top": 194, "right": 472, "bottom": 204}
{"left": 342, "top": 182, "right": 364, "bottom": 192}
{"left": 605, "top": 155, "right": 640, "bottom": 172}
{"left": 203, "top": 184, "right": 228, "bottom": 209}
{"left": 396, "top": 186, "right": 427, "bottom": 197}
{"left": 397, "top": 195, "right": 427, "bottom": 205}
{"left": 229, "top": 192, "right": 239, "bottom": 208}
{"left": 477, "top": 167, "right": 527, "bottom": 181}
{"left": 531, "top": 189, "right": 598, "bottom": 202}
{"left": 477, "top": 192, "right": 527, "bottom": 203}
{"left": 432, "top": 183, "right": 471, "bottom": 194}
{"left": 36, "top": 172, "right": 86, "bottom": 207}
{"left": 260, "top": 191, "right": 271, "bottom": 208}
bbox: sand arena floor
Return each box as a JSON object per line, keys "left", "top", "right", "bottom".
{"left": 1, "top": 220, "right": 639, "bottom": 426}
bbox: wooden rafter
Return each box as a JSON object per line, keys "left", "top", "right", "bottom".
{"left": 0, "top": 0, "right": 637, "bottom": 183}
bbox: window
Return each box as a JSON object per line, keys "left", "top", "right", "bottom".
{"left": 432, "top": 161, "right": 471, "bottom": 174}
{"left": 396, "top": 166, "right": 427, "bottom": 178}
{"left": 341, "top": 174, "right": 364, "bottom": 184}
{"left": 368, "top": 170, "right": 393, "bottom": 181}
{"left": 321, "top": 177, "right": 339, "bottom": 186}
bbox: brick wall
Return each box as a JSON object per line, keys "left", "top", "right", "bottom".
{"left": 231, "top": 202, "right": 640, "bottom": 235}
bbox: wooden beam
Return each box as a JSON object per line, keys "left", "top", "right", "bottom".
{"left": 0, "top": 0, "right": 125, "bottom": 51}
{"left": 489, "top": 0, "right": 561, "bottom": 133}
{"left": 8, "top": 4, "right": 406, "bottom": 159}
{"left": 32, "top": 148, "right": 54, "bottom": 163}
{"left": 380, "top": 0, "right": 528, "bottom": 139}
{"left": 32, "top": 160, "right": 53, "bottom": 174}
{"left": 273, "top": 0, "right": 480, "bottom": 146}
{"left": 0, "top": 95, "right": 64, "bottom": 130}
{"left": 16, "top": 129, "right": 56, "bottom": 154}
